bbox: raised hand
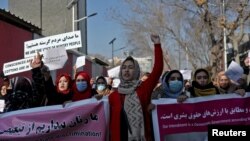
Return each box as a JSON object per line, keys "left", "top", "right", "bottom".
{"left": 151, "top": 34, "right": 160, "bottom": 44}
{"left": 30, "top": 52, "right": 43, "bottom": 69}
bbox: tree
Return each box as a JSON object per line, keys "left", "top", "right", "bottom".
{"left": 108, "top": 0, "right": 250, "bottom": 78}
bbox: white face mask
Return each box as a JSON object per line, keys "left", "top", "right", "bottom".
{"left": 97, "top": 84, "right": 106, "bottom": 91}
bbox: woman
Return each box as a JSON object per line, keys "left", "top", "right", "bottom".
{"left": 72, "top": 71, "right": 93, "bottom": 101}
{"left": 151, "top": 70, "right": 188, "bottom": 102}
{"left": 189, "top": 68, "right": 220, "bottom": 97}
{"left": 45, "top": 73, "right": 73, "bottom": 105}
{"left": 215, "top": 71, "right": 245, "bottom": 96}
{"left": 95, "top": 76, "right": 112, "bottom": 96}
{"left": 108, "top": 34, "right": 163, "bottom": 141}
{"left": 4, "top": 53, "right": 46, "bottom": 112}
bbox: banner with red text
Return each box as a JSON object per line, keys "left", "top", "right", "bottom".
{"left": 0, "top": 98, "right": 109, "bottom": 141}
{"left": 152, "top": 93, "right": 250, "bottom": 141}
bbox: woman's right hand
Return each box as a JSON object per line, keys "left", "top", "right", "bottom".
{"left": 30, "top": 52, "right": 43, "bottom": 69}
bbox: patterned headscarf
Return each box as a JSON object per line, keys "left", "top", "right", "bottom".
{"left": 118, "top": 56, "right": 141, "bottom": 94}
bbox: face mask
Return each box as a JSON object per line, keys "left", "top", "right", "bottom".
{"left": 97, "top": 84, "right": 106, "bottom": 91}
{"left": 169, "top": 80, "right": 183, "bottom": 93}
{"left": 76, "top": 81, "right": 88, "bottom": 92}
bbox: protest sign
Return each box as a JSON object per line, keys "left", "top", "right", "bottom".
{"left": 3, "top": 57, "right": 33, "bottom": 76}
{"left": 112, "top": 78, "right": 120, "bottom": 88}
{"left": 24, "top": 31, "right": 82, "bottom": 58}
{"left": 0, "top": 100, "right": 5, "bottom": 112}
{"left": 108, "top": 66, "right": 120, "bottom": 78}
{"left": 225, "top": 61, "right": 244, "bottom": 83}
{"left": 0, "top": 99, "right": 109, "bottom": 141}
{"left": 75, "top": 56, "right": 86, "bottom": 69}
{"left": 180, "top": 70, "right": 192, "bottom": 80}
{"left": 43, "top": 47, "right": 68, "bottom": 70}
{"left": 152, "top": 93, "right": 250, "bottom": 141}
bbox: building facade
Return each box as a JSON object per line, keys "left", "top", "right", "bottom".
{"left": 0, "top": 8, "right": 41, "bottom": 80}
{"left": 8, "top": 0, "right": 87, "bottom": 54}
{"left": 6, "top": 0, "right": 108, "bottom": 81}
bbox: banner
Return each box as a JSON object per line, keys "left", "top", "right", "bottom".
{"left": 0, "top": 99, "right": 109, "bottom": 141}
{"left": 24, "top": 31, "right": 82, "bottom": 58}
{"left": 152, "top": 93, "right": 250, "bottom": 141}
{"left": 3, "top": 57, "right": 33, "bottom": 76}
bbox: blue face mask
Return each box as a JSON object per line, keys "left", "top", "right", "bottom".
{"left": 97, "top": 84, "right": 106, "bottom": 91}
{"left": 76, "top": 81, "right": 88, "bottom": 92}
{"left": 169, "top": 80, "right": 183, "bottom": 93}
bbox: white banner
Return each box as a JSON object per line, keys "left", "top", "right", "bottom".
{"left": 24, "top": 31, "right": 82, "bottom": 58}
{"left": 3, "top": 57, "right": 33, "bottom": 76}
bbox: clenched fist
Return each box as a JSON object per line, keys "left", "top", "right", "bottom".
{"left": 151, "top": 34, "right": 160, "bottom": 44}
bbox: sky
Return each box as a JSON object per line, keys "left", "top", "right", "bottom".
{"left": 0, "top": 0, "right": 127, "bottom": 59}
{"left": 87, "top": 0, "right": 127, "bottom": 59}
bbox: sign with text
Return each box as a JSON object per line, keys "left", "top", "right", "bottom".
{"left": 3, "top": 57, "right": 33, "bottom": 76}
{"left": 43, "top": 47, "right": 68, "bottom": 70}
{"left": 225, "top": 61, "right": 244, "bottom": 83}
{"left": 152, "top": 93, "right": 250, "bottom": 141}
{"left": 0, "top": 99, "right": 109, "bottom": 141}
{"left": 75, "top": 56, "right": 86, "bottom": 69}
{"left": 24, "top": 31, "right": 82, "bottom": 58}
